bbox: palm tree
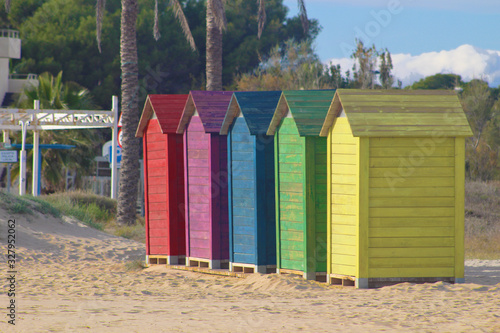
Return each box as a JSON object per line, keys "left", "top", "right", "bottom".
{"left": 206, "top": 0, "right": 226, "bottom": 91}
{"left": 18, "top": 71, "right": 94, "bottom": 110}
{"left": 100, "top": 0, "right": 306, "bottom": 223}
{"left": 257, "top": 0, "right": 309, "bottom": 38}
{"left": 96, "top": 0, "right": 195, "bottom": 225}
{"left": 114, "top": 0, "right": 142, "bottom": 225}
{"left": 13, "top": 71, "right": 100, "bottom": 192}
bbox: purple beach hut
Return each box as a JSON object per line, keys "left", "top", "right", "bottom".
{"left": 176, "top": 91, "right": 233, "bottom": 269}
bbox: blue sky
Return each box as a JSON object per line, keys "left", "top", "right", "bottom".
{"left": 283, "top": 0, "right": 500, "bottom": 60}
{"left": 282, "top": 0, "right": 500, "bottom": 86}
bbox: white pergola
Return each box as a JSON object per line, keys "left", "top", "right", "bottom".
{"left": 0, "top": 96, "right": 119, "bottom": 198}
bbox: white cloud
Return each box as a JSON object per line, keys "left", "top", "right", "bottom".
{"left": 327, "top": 45, "right": 500, "bottom": 87}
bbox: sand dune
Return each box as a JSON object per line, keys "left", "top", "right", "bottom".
{"left": 0, "top": 209, "right": 499, "bottom": 332}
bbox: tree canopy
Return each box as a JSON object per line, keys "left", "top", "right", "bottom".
{"left": 1, "top": 0, "right": 319, "bottom": 109}
{"left": 410, "top": 73, "right": 463, "bottom": 90}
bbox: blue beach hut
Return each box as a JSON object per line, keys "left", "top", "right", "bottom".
{"left": 220, "top": 91, "right": 281, "bottom": 273}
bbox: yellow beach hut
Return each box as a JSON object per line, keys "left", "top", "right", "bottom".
{"left": 319, "top": 89, "right": 473, "bottom": 288}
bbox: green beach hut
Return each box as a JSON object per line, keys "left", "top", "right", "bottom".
{"left": 267, "top": 90, "right": 335, "bottom": 281}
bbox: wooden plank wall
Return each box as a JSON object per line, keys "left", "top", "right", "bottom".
{"left": 312, "top": 137, "right": 328, "bottom": 272}
{"left": 186, "top": 116, "right": 211, "bottom": 259}
{"left": 230, "top": 118, "right": 257, "bottom": 264}
{"left": 259, "top": 133, "right": 277, "bottom": 266}
{"left": 214, "top": 134, "right": 230, "bottom": 261}
{"left": 329, "top": 118, "right": 359, "bottom": 276}
{"left": 168, "top": 133, "right": 185, "bottom": 256}
{"left": 277, "top": 118, "right": 305, "bottom": 271}
{"left": 368, "top": 137, "right": 456, "bottom": 278}
{"left": 145, "top": 119, "right": 170, "bottom": 255}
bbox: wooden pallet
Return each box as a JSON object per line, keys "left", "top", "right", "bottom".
{"left": 230, "top": 263, "right": 276, "bottom": 274}
{"left": 328, "top": 274, "right": 356, "bottom": 287}
{"left": 146, "top": 255, "right": 185, "bottom": 266}
{"left": 278, "top": 269, "right": 327, "bottom": 282}
{"left": 186, "top": 257, "right": 229, "bottom": 270}
{"left": 147, "top": 256, "right": 168, "bottom": 265}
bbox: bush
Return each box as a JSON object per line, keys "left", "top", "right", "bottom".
{"left": 464, "top": 181, "right": 500, "bottom": 258}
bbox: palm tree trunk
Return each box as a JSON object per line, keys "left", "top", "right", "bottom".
{"left": 206, "top": 0, "right": 223, "bottom": 91}
{"left": 117, "top": 0, "right": 141, "bottom": 225}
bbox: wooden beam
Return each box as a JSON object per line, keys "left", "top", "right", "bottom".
{"left": 454, "top": 137, "right": 465, "bottom": 282}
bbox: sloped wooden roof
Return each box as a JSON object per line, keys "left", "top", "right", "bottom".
{"left": 176, "top": 91, "right": 233, "bottom": 134}
{"left": 220, "top": 91, "right": 281, "bottom": 135}
{"left": 319, "top": 89, "right": 473, "bottom": 137}
{"left": 136, "top": 94, "right": 188, "bottom": 137}
{"left": 267, "top": 90, "right": 335, "bottom": 136}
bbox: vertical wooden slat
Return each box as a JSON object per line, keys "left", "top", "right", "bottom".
{"left": 274, "top": 133, "right": 281, "bottom": 270}
{"left": 326, "top": 126, "right": 332, "bottom": 276}
{"left": 210, "top": 134, "right": 219, "bottom": 260}
{"left": 254, "top": 137, "right": 261, "bottom": 265}
{"left": 357, "top": 137, "right": 369, "bottom": 278}
{"left": 305, "top": 137, "right": 317, "bottom": 276}
{"left": 164, "top": 133, "right": 171, "bottom": 254}
{"left": 219, "top": 135, "right": 229, "bottom": 261}
{"left": 455, "top": 137, "right": 465, "bottom": 280}
{"left": 143, "top": 125, "right": 150, "bottom": 256}
{"left": 183, "top": 130, "right": 190, "bottom": 258}
{"left": 227, "top": 131, "right": 234, "bottom": 263}
{"left": 263, "top": 137, "right": 276, "bottom": 266}
{"left": 172, "top": 133, "right": 186, "bottom": 256}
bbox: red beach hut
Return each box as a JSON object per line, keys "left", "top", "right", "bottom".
{"left": 136, "top": 94, "right": 188, "bottom": 265}
{"left": 176, "top": 91, "right": 233, "bottom": 269}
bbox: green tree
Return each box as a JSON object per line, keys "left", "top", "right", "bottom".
{"left": 17, "top": 71, "right": 94, "bottom": 109}
{"left": 236, "top": 39, "right": 327, "bottom": 91}
{"left": 102, "top": 0, "right": 196, "bottom": 225}
{"left": 379, "top": 49, "right": 393, "bottom": 89}
{"left": 351, "top": 39, "right": 379, "bottom": 89}
{"left": 411, "top": 73, "right": 463, "bottom": 90}
{"left": 2, "top": 0, "right": 317, "bottom": 108}
{"left": 257, "top": 0, "right": 309, "bottom": 38}
{"left": 323, "top": 64, "right": 352, "bottom": 89}
{"left": 222, "top": 0, "right": 319, "bottom": 88}
{"left": 6, "top": 0, "right": 122, "bottom": 109}
{"left": 461, "top": 79, "right": 499, "bottom": 180}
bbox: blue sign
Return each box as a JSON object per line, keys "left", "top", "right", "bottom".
{"left": 109, "top": 146, "right": 122, "bottom": 168}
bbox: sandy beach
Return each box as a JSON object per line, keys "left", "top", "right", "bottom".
{"left": 1, "top": 209, "right": 499, "bottom": 332}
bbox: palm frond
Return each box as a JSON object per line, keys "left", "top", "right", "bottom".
{"left": 153, "top": 0, "right": 161, "bottom": 41}
{"left": 257, "top": 0, "right": 266, "bottom": 39}
{"left": 169, "top": 0, "right": 196, "bottom": 51}
{"left": 297, "top": 0, "right": 309, "bottom": 34}
{"left": 4, "top": 0, "right": 11, "bottom": 12}
{"left": 96, "top": 0, "right": 106, "bottom": 53}
{"left": 208, "top": 0, "right": 227, "bottom": 33}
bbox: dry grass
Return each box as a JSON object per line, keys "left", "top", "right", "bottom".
{"left": 105, "top": 217, "right": 145, "bottom": 244}
{"left": 40, "top": 191, "right": 145, "bottom": 243}
{"left": 464, "top": 180, "right": 500, "bottom": 259}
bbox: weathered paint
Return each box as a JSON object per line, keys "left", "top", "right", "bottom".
{"left": 320, "top": 89, "right": 473, "bottom": 137}
{"left": 277, "top": 118, "right": 306, "bottom": 271}
{"left": 269, "top": 90, "right": 335, "bottom": 278}
{"left": 321, "top": 89, "right": 473, "bottom": 288}
{"left": 137, "top": 94, "right": 187, "bottom": 259}
{"left": 222, "top": 91, "right": 280, "bottom": 269}
{"left": 454, "top": 137, "right": 465, "bottom": 281}
{"left": 178, "top": 91, "right": 232, "bottom": 264}
{"left": 328, "top": 118, "right": 357, "bottom": 276}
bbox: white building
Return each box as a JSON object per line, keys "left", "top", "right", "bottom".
{"left": 0, "top": 29, "right": 38, "bottom": 106}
